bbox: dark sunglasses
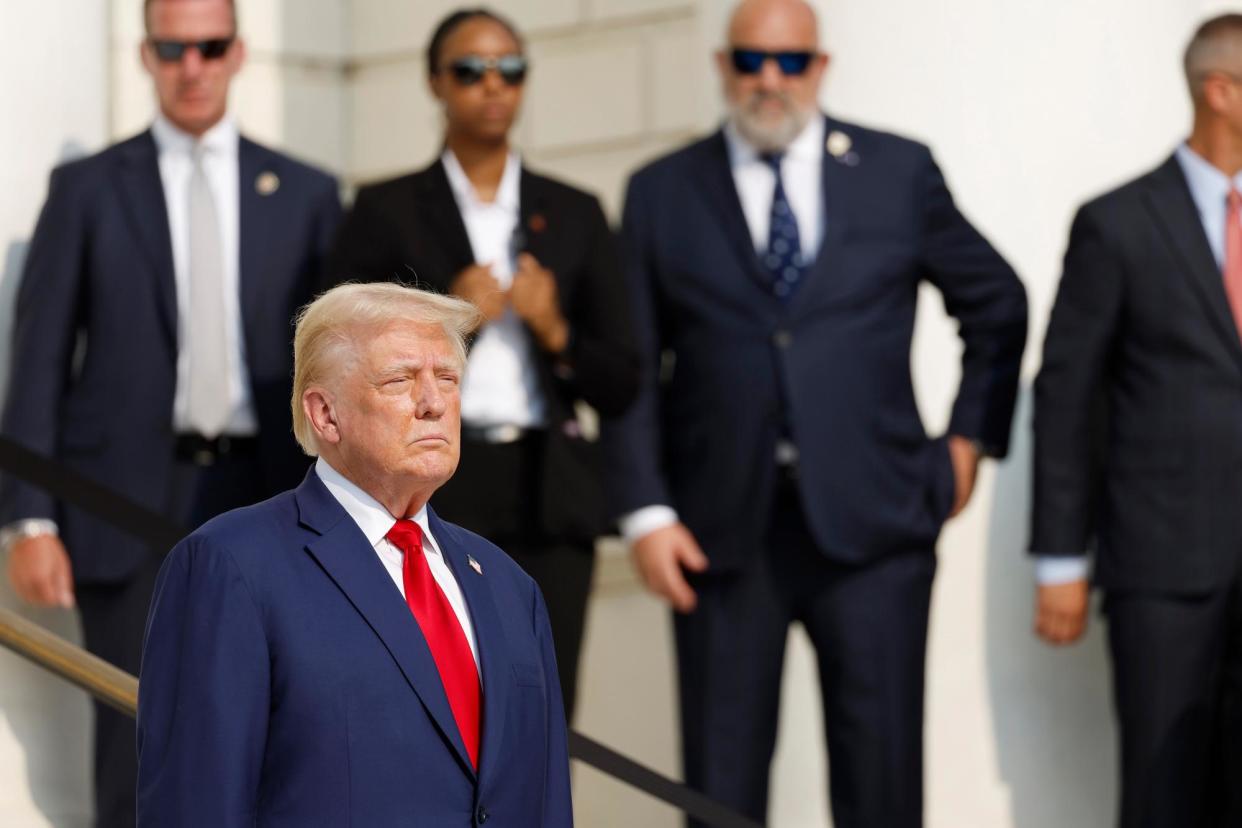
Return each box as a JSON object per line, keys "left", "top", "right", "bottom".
{"left": 730, "top": 49, "right": 815, "bottom": 76}
{"left": 148, "top": 37, "right": 236, "bottom": 63}
{"left": 444, "top": 54, "right": 528, "bottom": 86}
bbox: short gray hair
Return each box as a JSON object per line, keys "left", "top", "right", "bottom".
{"left": 290, "top": 282, "right": 480, "bottom": 456}
{"left": 1185, "top": 14, "right": 1242, "bottom": 101}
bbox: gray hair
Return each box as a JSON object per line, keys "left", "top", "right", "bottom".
{"left": 1185, "top": 14, "right": 1242, "bottom": 101}
{"left": 290, "top": 282, "right": 480, "bottom": 456}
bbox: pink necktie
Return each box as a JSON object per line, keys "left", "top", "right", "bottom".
{"left": 1225, "top": 189, "right": 1242, "bottom": 338}
{"left": 386, "top": 519, "right": 480, "bottom": 769}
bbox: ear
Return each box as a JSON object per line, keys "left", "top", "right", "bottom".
{"left": 714, "top": 49, "right": 731, "bottom": 79}
{"left": 1203, "top": 73, "right": 1233, "bottom": 114}
{"left": 303, "top": 388, "right": 341, "bottom": 447}
{"left": 140, "top": 39, "right": 156, "bottom": 77}
{"left": 428, "top": 69, "right": 446, "bottom": 104}
{"left": 227, "top": 36, "right": 247, "bottom": 77}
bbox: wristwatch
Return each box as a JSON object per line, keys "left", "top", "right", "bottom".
{"left": 0, "top": 518, "right": 59, "bottom": 555}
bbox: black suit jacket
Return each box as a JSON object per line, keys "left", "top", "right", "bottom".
{"left": 0, "top": 130, "right": 341, "bottom": 584}
{"left": 327, "top": 160, "right": 638, "bottom": 539}
{"left": 1032, "top": 154, "right": 1242, "bottom": 593}
{"left": 605, "top": 115, "right": 1027, "bottom": 568}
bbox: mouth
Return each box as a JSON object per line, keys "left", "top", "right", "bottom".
{"left": 412, "top": 434, "right": 449, "bottom": 445}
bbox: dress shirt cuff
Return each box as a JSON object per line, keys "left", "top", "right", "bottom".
{"left": 0, "top": 518, "right": 60, "bottom": 555}
{"left": 618, "top": 505, "right": 679, "bottom": 544}
{"left": 1034, "top": 555, "right": 1090, "bottom": 585}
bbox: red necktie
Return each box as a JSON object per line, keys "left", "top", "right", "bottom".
{"left": 1225, "top": 189, "right": 1242, "bottom": 338}
{"left": 386, "top": 519, "right": 481, "bottom": 769}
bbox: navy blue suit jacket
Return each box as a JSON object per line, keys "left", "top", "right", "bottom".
{"left": 0, "top": 130, "right": 341, "bottom": 583}
{"left": 136, "top": 469, "right": 572, "bottom": 827}
{"left": 605, "top": 116, "right": 1027, "bottom": 567}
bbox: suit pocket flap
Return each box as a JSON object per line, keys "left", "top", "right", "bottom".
{"left": 512, "top": 662, "right": 543, "bottom": 687}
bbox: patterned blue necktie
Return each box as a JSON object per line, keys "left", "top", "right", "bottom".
{"left": 760, "top": 152, "right": 805, "bottom": 301}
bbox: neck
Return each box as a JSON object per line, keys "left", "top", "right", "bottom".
{"left": 322, "top": 452, "right": 432, "bottom": 519}
{"left": 1188, "top": 115, "right": 1242, "bottom": 177}
{"left": 445, "top": 132, "right": 510, "bottom": 199}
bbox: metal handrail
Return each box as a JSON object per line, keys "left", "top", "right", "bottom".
{"left": 0, "top": 607, "right": 137, "bottom": 715}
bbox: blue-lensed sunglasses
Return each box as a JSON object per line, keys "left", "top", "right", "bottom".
{"left": 730, "top": 49, "right": 815, "bottom": 76}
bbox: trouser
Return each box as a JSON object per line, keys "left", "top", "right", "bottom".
{"left": 76, "top": 448, "right": 264, "bottom": 828}
{"left": 431, "top": 431, "right": 595, "bottom": 722}
{"left": 1106, "top": 566, "right": 1242, "bottom": 828}
{"left": 675, "top": 470, "right": 935, "bottom": 828}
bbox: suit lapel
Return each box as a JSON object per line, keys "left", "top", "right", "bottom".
{"left": 237, "top": 137, "right": 273, "bottom": 361}
{"left": 518, "top": 167, "right": 549, "bottom": 263}
{"left": 694, "top": 130, "right": 773, "bottom": 295}
{"left": 788, "top": 114, "right": 851, "bottom": 317}
{"left": 414, "top": 161, "right": 476, "bottom": 276}
{"left": 427, "top": 508, "right": 511, "bottom": 784}
{"left": 115, "top": 131, "right": 177, "bottom": 348}
{"left": 1143, "top": 155, "right": 1242, "bottom": 366}
{"left": 294, "top": 473, "right": 478, "bottom": 781}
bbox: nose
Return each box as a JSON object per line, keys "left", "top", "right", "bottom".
{"left": 413, "top": 376, "right": 447, "bottom": 419}
{"left": 481, "top": 66, "right": 504, "bottom": 95}
{"left": 180, "top": 45, "right": 204, "bottom": 77}
{"left": 757, "top": 57, "right": 784, "bottom": 90}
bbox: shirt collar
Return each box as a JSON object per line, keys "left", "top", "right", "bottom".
{"left": 724, "top": 112, "right": 825, "bottom": 168}
{"left": 441, "top": 147, "right": 521, "bottom": 212}
{"left": 314, "top": 457, "right": 441, "bottom": 556}
{"left": 151, "top": 112, "right": 239, "bottom": 159}
{"left": 1175, "top": 142, "right": 1242, "bottom": 207}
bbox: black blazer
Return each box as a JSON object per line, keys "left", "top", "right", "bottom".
{"left": 1033, "top": 155, "right": 1242, "bottom": 593}
{"left": 327, "top": 160, "right": 638, "bottom": 539}
{"left": 0, "top": 130, "right": 342, "bottom": 583}
{"left": 604, "top": 115, "right": 1027, "bottom": 568}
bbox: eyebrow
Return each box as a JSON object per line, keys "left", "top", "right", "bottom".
{"left": 377, "top": 358, "right": 462, "bottom": 375}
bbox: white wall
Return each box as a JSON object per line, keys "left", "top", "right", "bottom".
{"left": 0, "top": 3, "right": 108, "bottom": 825}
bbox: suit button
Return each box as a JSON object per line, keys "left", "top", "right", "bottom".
{"left": 772, "top": 329, "right": 792, "bottom": 349}
{"left": 476, "top": 805, "right": 489, "bottom": 824}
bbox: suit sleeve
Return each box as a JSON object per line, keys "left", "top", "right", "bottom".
{"left": 553, "top": 196, "right": 639, "bottom": 417}
{"left": 1030, "top": 205, "right": 1121, "bottom": 556}
{"left": 309, "top": 174, "right": 343, "bottom": 293}
{"left": 137, "top": 537, "right": 271, "bottom": 827}
{"left": 917, "top": 148, "right": 1028, "bottom": 456}
{"left": 601, "top": 172, "right": 674, "bottom": 518}
{"left": 533, "top": 581, "right": 574, "bottom": 826}
{"left": 0, "top": 165, "right": 87, "bottom": 524}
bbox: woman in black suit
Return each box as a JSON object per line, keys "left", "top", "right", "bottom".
{"left": 328, "top": 7, "right": 637, "bottom": 720}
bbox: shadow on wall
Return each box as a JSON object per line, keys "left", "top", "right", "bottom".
{"left": 984, "top": 387, "right": 1116, "bottom": 828}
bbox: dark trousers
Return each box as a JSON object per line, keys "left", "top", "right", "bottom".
{"left": 76, "top": 450, "right": 264, "bottom": 828}
{"left": 676, "top": 472, "right": 935, "bottom": 828}
{"left": 431, "top": 433, "right": 595, "bottom": 721}
{"left": 1106, "top": 567, "right": 1242, "bottom": 828}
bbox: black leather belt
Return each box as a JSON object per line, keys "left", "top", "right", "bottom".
{"left": 174, "top": 433, "right": 259, "bottom": 466}
{"left": 461, "top": 424, "right": 537, "bottom": 445}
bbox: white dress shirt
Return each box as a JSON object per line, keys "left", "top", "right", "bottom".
{"left": 151, "top": 113, "right": 257, "bottom": 436}
{"left": 618, "top": 116, "right": 827, "bottom": 544}
{"left": 315, "top": 458, "right": 480, "bottom": 673}
{"left": 442, "top": 149, "right": 546, "bottom": 429}
{"left": 1033, "top": 143, "right": 1242, "bottom": 587}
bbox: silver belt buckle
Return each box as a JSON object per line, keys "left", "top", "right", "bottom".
{"left": 486, "top": 424, "right": 524, "bottom": 444}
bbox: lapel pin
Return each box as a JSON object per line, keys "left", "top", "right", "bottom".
{"left": 826, "top": 130, "right": 860, "bottom": 167}
{"left": 255, "top": 171, "right": 280, "bottom": 196}
{"left": 467, "top": 555, "right": 483, "bottom": 575}
{"left": 527, "top": 213, "right": 547, "bottom": 234}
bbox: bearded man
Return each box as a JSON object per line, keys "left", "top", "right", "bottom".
{"left": 602, "top": 0, "right": 1027, "bottom": 825}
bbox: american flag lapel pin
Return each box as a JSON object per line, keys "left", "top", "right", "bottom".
{"left": 467, "top": 555, "right": 483, "bottom": 575}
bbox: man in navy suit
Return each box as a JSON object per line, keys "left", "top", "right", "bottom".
{"left": 136, "top": 283, "right": 572, "bottom": 827}
{"left": 0, "top": 1, "right": 340, "bottom": 823}
{"left": 604, "top": 0, "right": 1026, "bottom": 825}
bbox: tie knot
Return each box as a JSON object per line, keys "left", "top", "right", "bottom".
{"left": 386, "top": 519, "right": 424, "bottom": 556}
{"left": 1230, "top": 188, "right": 1242, "bottom": 211}
{"left": 760, "top": 151, "right": 784, "bottom": 172}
